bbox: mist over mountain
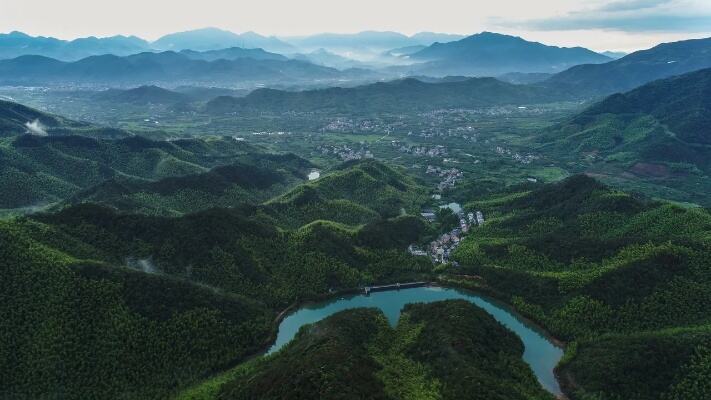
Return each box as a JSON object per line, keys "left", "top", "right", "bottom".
{"left": 545, "top": 37, "right": 711, "bottom": 95}
{"left": 152, "top": 27, "right": 297, "bottom": 54}
{"left": 404, "top": 32, "right": 610, "bottom": 76}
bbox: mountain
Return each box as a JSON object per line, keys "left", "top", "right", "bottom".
{"left": 0, "top": 31, "right": 151, "bottom": 61}
{"left": 545, "top": 37, "right": 711, "bottom": 95}
{"left": 208, "top": 302, "right": 553, "bottom": 400}
{"left": 0, "top": 51, "right": 371, "bottom": 86}
{"left": 452, "top": 174, "right": 711, "bottom": 400}
{"left": 206, "top": 76, "right": 572, "bottom": 114}
{"left": 66, "top": 153, "right": 314, "bottom": 216}
{"left": 537, "top": 67, "right": 711, "bottom": 199}
{"left": 407, "top": 32, "right": 610, "bottom": 76}
{"left": 93, "top": 85, "right": 191, "bottom": 105}
{"left": 179, "top": 47, "right": 287, "bottom": 62}
{"left": 0, "top": 134, "right": 255, "bottom": 209}
{"left": 152, "top": 27, "right": 296, "bottom": 54}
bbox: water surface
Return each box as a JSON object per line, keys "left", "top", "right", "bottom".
{"left": 268, "top": 286, "right": 564, "bottom": 396}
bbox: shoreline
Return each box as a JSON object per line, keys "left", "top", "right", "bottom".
{"left": 179, "top": 278, "right": 570, "bottom": 399}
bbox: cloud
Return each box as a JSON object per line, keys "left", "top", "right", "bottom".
{"left": 595, "top": 0, "right": 670, "bottom": 12}
{"left": 25, "top": 119, "right": 47, "bottom": 136}
{"left": 519, "top": 14, "right": 711, "bottom": 33}
{"left": 501, "top": 0, "right": 711, "bottom": 33}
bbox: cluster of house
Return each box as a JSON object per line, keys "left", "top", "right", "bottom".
{"left": 318, "top": 145, "right": 374, "bottom": 161}
{"left": 392, "top": 142, "right": 448, "bottom": 158}
{"left": 409, "top": 210, "right": 485, "bottom": 264}
{"left": 322, "top": 118, "right": 398, "bottom": 134}
{"left": 426, "top": 165, "right": 464, "bottom": 191}
{"left": 495, "top": 146, "right": 540, "bottom": 165}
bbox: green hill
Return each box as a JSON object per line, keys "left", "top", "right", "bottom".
{"left": 65, "top": 153, "right": 314, "bottom": 216}
{"left": 206, "top": 77, "right": 571, "bottom": 115}
{"left": 206, "top": 301, "right": 553, "bottom": 400}
{"left": 0, "top": 135, "right": 255, "bottom": 210}
{"left": 537, "top": 67, "right": 711, "bottom": 205}
{"left": 449, "top": 175, "right": 711, "bottom": 399}
{"left": 264, "top": 159, "right": 429, "bottom": 228}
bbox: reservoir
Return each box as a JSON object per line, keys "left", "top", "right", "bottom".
{"left": 267, "top": 285, "right": 564, "bottom": 396}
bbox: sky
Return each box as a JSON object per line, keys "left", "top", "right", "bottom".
{"left": 1, "top": 0, "right": 710, "bottom": 52}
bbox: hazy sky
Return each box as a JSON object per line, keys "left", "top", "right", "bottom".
{"left": 2, "top": 0, "right": 710, "bottom": 51}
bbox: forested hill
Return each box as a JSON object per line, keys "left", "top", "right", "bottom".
{"left": 207, "top": 301, "right": 554, "bottom": 400}
{"left": 0, "top": 99, "right": 85, "bottom": 137}
{"left": 206, "top": 77, "right": 571, "bottom": 114}
{"left": 544, "top": 36, "right": 711, "bottom": 95}
{"left": 536, "top": 67, "right": 711, "bottom": 205}
{"left": 0, "top": 134, "right": 256, "bottom": 209}
{"left": 450, "top": 174, "right": 711, "bottom": 399}
{"left": 65, "top": 153, "right": 315, "bottom": 216}
{"left": 264, "top": 159, "right": 429, "bottom": 228}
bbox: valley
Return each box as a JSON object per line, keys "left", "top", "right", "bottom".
{"left": 1, "top": 17, "right": 711, "bottom": 400}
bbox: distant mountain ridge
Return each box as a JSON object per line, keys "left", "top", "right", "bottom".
{"left": 0, "top": 31, "right": 150, "bottom": 61}
{"left": 206, "top": 76, "right": 572, "bottom": 114}
{"left": 406, "top": 32, "right": 610, "bottom": 76}
{"left": 0, "top": 51, "right": 373, "bottom": 87}
{"left": 152, "top": 27, "right": 297, "bottom": 54}
{"left": 544, "top": 37, "right": 711, "bottom": 95}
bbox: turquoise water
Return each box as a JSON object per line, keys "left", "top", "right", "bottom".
{"left": 267, "top": 286, "right": 564, "bottom": 396}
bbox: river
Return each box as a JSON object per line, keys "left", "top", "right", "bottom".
{"left": 267, "top": 285, "right": 564, "bottom": 396}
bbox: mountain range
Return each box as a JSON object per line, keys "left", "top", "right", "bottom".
{"left": 0, "top": 31, "right": 150, "bottom": 61}
{"left": 0, "top": 51, "right": 373, "bottom": 87}
{"left": 544, "top": 37, "right": 711, "bottom": 95}
{"left": 402, "top": 32, "right": 611, "bottom": 76}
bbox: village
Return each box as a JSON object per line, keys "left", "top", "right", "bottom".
{"left": 410, "top": 208, "right": 485, "bottom": 264}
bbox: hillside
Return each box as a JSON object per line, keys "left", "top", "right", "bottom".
{"left": 264, "top": 159, "right": 429, "bottom": 228}
{"left": 206, "top": 301, "right": 553, "bottom": 400}
{"left": 545, "top": 36, "right": 711, "bottom": 95}
{"left": 0, "top": 99, "right": 72, "bottom": 135}
{"left": 66, "top": 153, "right": 314, "bottom": 216}
{"left": 0, "top": 217, "right": 274, "bottom": 399}
{"left": 0, "top": 135, "right": 255, "bottom": 209}
{"left": 407, "top": 32, "right": 610, "bottom": 76}
{"left": 537, "top": 67, "right": 711, "bottom": 205}
{"left": 449, "top": 175, "right": 711, "bottom": 399}
{"left": 207, "top": 76, "right": 570, "bottom": 114}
